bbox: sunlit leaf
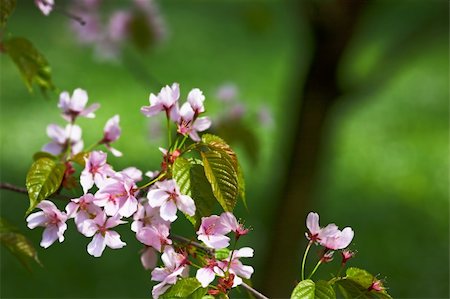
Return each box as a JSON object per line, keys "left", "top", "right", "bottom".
{"left": 0, "top": 218, "right": 41, "bottom": 270}
{"left": 33, "top": 151, "right": 56, "bottom": 161}
{"left": 291, "top": 279, "right": 315, "bottom": 299}
{"left": 25, "top": 157, "right": 65, "bottom": 214}
{"left": 335, "top": 268, "right": 392, "bottom": 299}
{"left": 4, "top": 37, "right": 55, "bottom": 93}
{"left": 200, "top": 148, "right": 238, "bottom": 212}
{"left": 160, "top": 277, "right": 203, "bottom": 299}
{"left": 173, "top": 157, "right": 216, "bottom": 227}
{"left": 315, "top": 280, "right": 336, "bottom": 299}
{"left": 201, "top": 134, "right": 246, "bottom": 207}
{"left": 0, "top": 0, "right": 16, "bottom": 28}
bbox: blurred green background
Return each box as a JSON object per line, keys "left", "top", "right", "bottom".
{"left": 0, "top": 0, "right": 448, "bottom": 298}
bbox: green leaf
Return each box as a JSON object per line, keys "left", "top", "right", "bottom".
{"left": 291, "top": 279, "right": 315, "bottom": 299}
{"left": 334, "top": 268, "right": 392, "bottom": 299}
{"left": 200, "top": 148, "right": 239, "bottom": 212}
{"left": 4, "top": 37, "right": 55, "bottom": 93}
{"left": 0, "top": 0, "right": 16, "bottom": 28}
{"left": 201, "top": 134, "right": 246, "bottom": 207}
{"left": 0, "top": 218, "right": 41, "bottom": 270}
{"left": 191, "top": 287, "right": 208, "bottom": 299}
{"left": 291, "top": 280, "right": 336, "bottom": 299}
{"left": 33, "top": 151, "right": 57, "bottom": 161}
{"left": 173, "top": 157, "right": 216, "bottom": 227}
{"left": 345, "top": 267, "right": 374, "bottom": 288}
{"left": 160, "top": 277, "right": 202, "bottom": 299}
{"left": 202, "top": 134, "right": 238, "bottom": 168}
{"left": 314, "top": 280, "right": 335, "bottom": 299}
{"left": 25, "top": 157, "right": 66, "bottom": 214}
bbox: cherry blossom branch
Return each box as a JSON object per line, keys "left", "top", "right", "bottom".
{"left": 0, "top": 182, "right": 70, "bottom": 201}
{"left": 0, "top": 182, "right": 270, "bottom": 299}
{"left": 240, "top": 282, "right": 269, "bottom": 299}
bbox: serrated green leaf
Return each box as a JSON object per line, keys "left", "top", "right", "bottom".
{"left": 191, "top": 287, "right": 208, "bottom": 299}
{"left": 201, "top": 134, "right": 246, "bottom": 207}
{"left": 291, "top": 279, "right": 315, "bottom": 299}
{"left": 0, "top": 218, "right": 41, "bottom": 270}
{"left": 237, "top": 162, "right": 247, "bottom": 209}
{"left": 202, "top": 134, "right": 238, "bottom": 168}
{"left": 200, "top": 149, "right": 238, "bottom": 212}
{"left": 4, "top": 37, "right": 55, "bottom": 93}
{"left": 160, "top": 277, "right": 202, "bottom": 299}
{"left": 0, "top": 0, "right": 16, "bottom": 28}
{"left": 33, "top": 151, "right": 56, "bottom": 161}
{"left": 345, "top": 267, "right": 374, "bottom": 289}
{"left": 335, "top": 268, "right": 393, "bottom": 299}
{"left": 173, "top": 157, "right": 216, "bottom": 227}
{"left": 25, "top": 157, "right": 65, "bottom": 214}
{"left": 315, "top": 280, "right": 335, "bottom": 299}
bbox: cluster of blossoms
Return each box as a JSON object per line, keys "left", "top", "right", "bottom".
{"left": 25, "top": 83, "right": 254, "bottom": 299}
{"left": 35, "top": 0, "right": 167, "bottom": 60}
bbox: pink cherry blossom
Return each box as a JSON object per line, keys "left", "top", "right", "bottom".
{"left": 197, "top": 215, "right": 231, "bottom": 249}
{"left": 65, "top": 193, "right": 102, "bottom": 231}
{"left": 42, "top": 124, "right": 83, "bottom": 156}
{"left": 176, "top": 102, "right": 211, "bottom": 142}
{"left": 368, "top": 279, "right": 385, "bottom": 292}
{"left": 118, "top": 167, "right": 143, "bottom": 183}
{"left": 187, "top": 88, "right": 206, "bottom": 114}
{"left": 141, "top": 83, "right": 180, "bottom": 121}
{"left": 26, "top": 200, "right": 67, "bottom": 248}
{"left": 101, "top": 115, "right": 122, "bottom": 157}
{"left": 196, "top": 258, "right": 221, "bottom": 288}
{"left": 58, "top": 88, "right": 100, "bottom": 122}
{"left": 305, "top": 212, "right": 339, "bottom": 244}
{"left": 151, "top": 246, "right": 189, "bottom": 299}
{"left": 136, "top": 223, "right": 172, "bottom": 252}
{"left": 94, "top": 175, "right": 139, "bottom": 217}
{"left": 147, "top": 179, "right": 195, "bottom": 222}
{"left": 35, "top": 0, "right": 54, "bottom": 15}
{"left": 131, "top": 202, "right": 168, "bottom": 233}
{"left": 321, "top": 227, "right": 354, "bottom": 250}
{"left": 220, "top": 212, "right": 249, "bottom": 239}
{"left": 80, "top": 211, "right": 126, "bottom": 257}
{"left": 341, "top": 249, "right": 355, "bottom": 264}
{"left": 217, "top": 247, "right": 254, "bottom": 287}
{"left": 140, "top": 246, "right": 158, "bottom": 270}
{"left": 80, "top": 151, "right": 114, "bottom": 194}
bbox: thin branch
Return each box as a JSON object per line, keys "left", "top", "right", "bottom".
{"left": 170, "top": 234, "right": 214, "bottom": 254}
{"left": 0, "top": 182, "right": 270, "bottom": 299}
{"left": 0, "top": 182, "right": 70, "bottom": 201}
{"left": 241, "top": 282, "right": 270, "bottom": 299}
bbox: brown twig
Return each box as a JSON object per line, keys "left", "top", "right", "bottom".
{"left": 0, "top": 182, "right": 270, "bottom": 299}
{"left": 0, "top": 182, "right": 70, "bottom": 201}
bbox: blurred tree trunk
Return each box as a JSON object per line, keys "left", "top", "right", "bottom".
{"left": 261, "top": 0, "right": 366, "bottom": 296}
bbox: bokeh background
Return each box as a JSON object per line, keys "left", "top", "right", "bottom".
{"left": 0, "top": 0, "right": 448, "bottom": 298}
